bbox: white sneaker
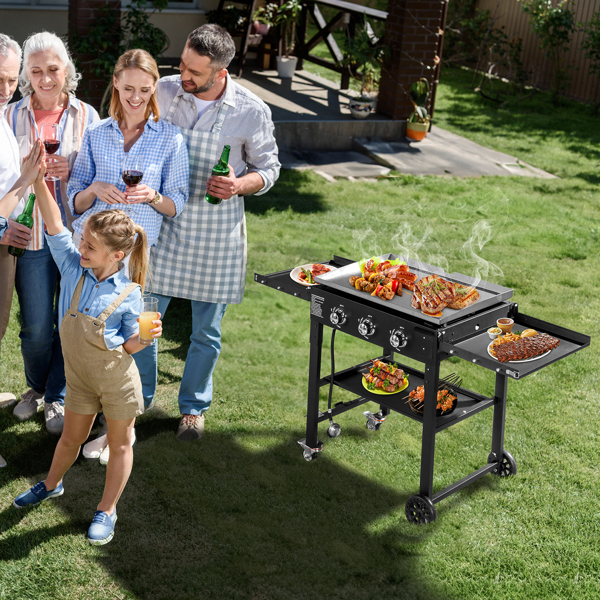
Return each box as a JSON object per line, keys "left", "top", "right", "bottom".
{"left": 0, "top": 392, "right": 17, "bottom": 409}
{"left": 82, "top": 433, "right": 108, "bottom": 460}
{"left": 99, "top": 428, "right": 136, "bottom": 465}
{"left": 44, "top": 401, "right": 65, "bottom": 436}
{"left": 13, "top": 389, "right": 45, "bottom": 421}
{"left": 0, "top": 454, "right": 6, "bottom": 468}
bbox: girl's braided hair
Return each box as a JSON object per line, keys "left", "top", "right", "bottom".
{"left": 87, "top": 209, "right": 149, "bottom": 292}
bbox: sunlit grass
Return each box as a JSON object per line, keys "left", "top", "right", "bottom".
{"left": 0, "top": 66, "right": 599, "bottom": 600}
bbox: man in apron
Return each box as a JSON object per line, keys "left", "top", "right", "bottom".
{"left": 133, "top": 24, "right": 280, "bottom": 441}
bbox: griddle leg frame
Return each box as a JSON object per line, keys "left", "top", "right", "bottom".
{"left": 419, "top": 360, "right": 440, "bottom": 500}
{"left": 489, "top": 372, "right": 508, "bottom": 468}
{"left": 303, "top": 319, "right": 324, "bottom": 453}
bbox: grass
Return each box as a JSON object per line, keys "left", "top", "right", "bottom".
{"left": 1, "top": 66, "right": 599, "bottom": 599}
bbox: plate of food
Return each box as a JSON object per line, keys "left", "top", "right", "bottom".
{"left": 361, "top": 359, "right": 408, "bottom": 394}
{"left": 487, "top": 329, "right": 559, "bottom": 363}
{"left": 290, "top": 263, "right": 337, "bottom": 286}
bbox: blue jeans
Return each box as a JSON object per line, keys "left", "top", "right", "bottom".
{"left": 133, "top": 294, "right": 227, "bottom": 416}
{"left": 14, "top": 245, "right": 66, "bottom": 404}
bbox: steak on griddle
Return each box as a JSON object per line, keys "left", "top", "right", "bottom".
{"left": 414, "top": 274, "right": 456, "bottom": 315}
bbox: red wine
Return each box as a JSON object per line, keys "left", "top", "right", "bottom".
{"left": 44, "top": 139, "right": 60, "bottom": 155}
{"left": 122, "top": 170, "right": 143, "bottom": 186}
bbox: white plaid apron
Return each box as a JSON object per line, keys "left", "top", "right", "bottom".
{"left": 150, "top": 95, "right": 247, "bottom": 304}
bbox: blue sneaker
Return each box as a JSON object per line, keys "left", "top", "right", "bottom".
{"left": 13, "top": 481, "right": 64, "bottom": 508}
{"left": 87, "top": 510, "right": 117, "bottom": 545}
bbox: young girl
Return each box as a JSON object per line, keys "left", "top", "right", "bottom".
{"left": 13, "top": 141, "right": 162, "bottom": 546}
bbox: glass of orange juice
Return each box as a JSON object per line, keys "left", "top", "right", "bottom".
{"left": 139, "top": 297, "right": 158, "bottom": 345}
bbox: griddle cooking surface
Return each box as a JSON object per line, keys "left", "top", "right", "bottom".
{"left": 314, "top": 254, "right": 513, "bottom": 325}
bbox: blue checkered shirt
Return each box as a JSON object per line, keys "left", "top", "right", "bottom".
{"left": 67, "top": 117, "right": 189, "bottom": 247}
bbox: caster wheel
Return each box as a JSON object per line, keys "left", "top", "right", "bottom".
{"left": 366, "top": 419, "right": 381, "bottom": 431}
{"left": 405, "top": 494, "right": 437, "bottom": 524}
{"left": 327, "top": 422, "right": 341, "bottom": 438}
{"left": 488, "top": 450, "right": 517, "bottom": 477}
{"left": 303, "top": 450, "right": 317, "bottom": 462}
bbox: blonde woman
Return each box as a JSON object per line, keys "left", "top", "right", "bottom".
{"left": 68, "top": 49, "right": 189, "bottom": 252}
{"left": 5, "top": 31, "right": 100, "bottom": 435}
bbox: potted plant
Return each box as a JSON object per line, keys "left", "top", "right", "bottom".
{"left": 251, "top": 2, "right": 277, "bottom": 36}
{"left": 406, "top": 78, "right": 431, "bottom": 141}
{"left": 342, "top": 22, "right": 387, "bottom": 119}
{"left": 273, "top": 0, "right": 303, "bottom": 78}
{"left": 206, "top": 4, "right": 248, "bottom": 33}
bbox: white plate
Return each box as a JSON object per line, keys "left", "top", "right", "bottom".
{"left": 290, "top": 263, "right": 337, "bottom": 286}
{"left": 487, "top": 341, "right": 551, "bottom": 363}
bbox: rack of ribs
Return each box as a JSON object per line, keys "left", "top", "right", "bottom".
{"left": 493, "top": 333, "right": 560, "bottom": 362}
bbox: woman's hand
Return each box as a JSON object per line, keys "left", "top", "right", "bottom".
{"left": 21, "top": 140, "right": 45, "bottom": 184}
{"left": 92, "top": 182, "right": 127, "bottom": 205}
{"left": 45, "top": 154, "right": 69, "bottom": 181}
{"left": 124, "top": 184, "right": 156, "bottom": 205}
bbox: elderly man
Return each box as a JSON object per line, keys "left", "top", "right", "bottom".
{"left": 132, "top": 24, "right": 280, "bottom": 441}
{"left": 0, "top": 34, "right": 28, "bottom": 416}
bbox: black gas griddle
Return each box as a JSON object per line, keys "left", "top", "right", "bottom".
{"left": 255, "top": 255, "right": 590, "bottom": 523}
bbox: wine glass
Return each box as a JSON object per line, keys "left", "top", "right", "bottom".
{"left": 40, "top": 123, "right": 60, "bottom": 182}
{"left": 122, "top": 154, "right": 144, "bottom": 187}
{"left": 122, "top": 155, "right": 144, "bottom": 214}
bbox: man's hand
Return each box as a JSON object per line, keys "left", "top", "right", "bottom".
{"left": 0, "top": 220, "right": 32, "bottom": 249}
{"left": 45, "top": 155, "right": 69, "bottom": 182}
{"left": 206, "top": 164, "right": 239, "bottom": 200}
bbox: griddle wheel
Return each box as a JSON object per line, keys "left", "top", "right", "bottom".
{"left": 488, "top": 450, "right": 517, "bottom": 477}
{"left": 298, "top": 438, "right": 322, "bottom": 462}
{"left": 405, "top": 494, "right": 437, "bottom": 524}
{"left": 303, "top": 450, "right": 317, "bottom": 462}
{"left": 363, "top": 410, "right": 385, "bottom": 431}
{"left": 327, "top": 422, "right": 341, "bottom": 438}
{"left": 366, "top": 419, "right": 380, "bottom": 431}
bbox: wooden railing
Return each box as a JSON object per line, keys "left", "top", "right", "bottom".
{"left": 295, "top": 0, "right": 388, "bottom": 89}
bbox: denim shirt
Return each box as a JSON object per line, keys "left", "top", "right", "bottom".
{"left": 45, "top": 228, "right": 141, "bottom": 350}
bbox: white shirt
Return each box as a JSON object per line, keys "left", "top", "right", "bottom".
{"left": 157, "top": 74, "right": 280, "bottom": 195}
{"left": 193, "top": 96, "right": 218, "bottom": 119}
{"left": 0, "top": 108, "right": 21, "bottom": 218}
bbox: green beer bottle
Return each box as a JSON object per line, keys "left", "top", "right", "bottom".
{"left": 205, "top": 145, "right": 231, "bottom": 205}
{"left": 8, "top": 193, "right": 36, "bottom": 258}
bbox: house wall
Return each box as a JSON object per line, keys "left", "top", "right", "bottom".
{"left": 476, "top": 0, "right": 600, "bottom": 104}
{"left": 0, "top": 7, "right": 208, "bottom": 59}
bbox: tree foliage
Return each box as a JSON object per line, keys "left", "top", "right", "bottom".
{"left": 517, "top": 0, "right": 576, "bottom": 101}
{"left": 72, "top": 0, "right": 170, "bottom": 113}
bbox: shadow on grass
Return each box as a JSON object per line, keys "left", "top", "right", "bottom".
{"left": 0, "top": 410, "right": 479, "bottom": 600}
{"left": 246, "top": 170, "right": 329, "bottom": 216}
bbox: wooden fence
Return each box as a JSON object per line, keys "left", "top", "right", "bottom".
{"left": 475, "top": 0, "right": 600, "bottom": 104}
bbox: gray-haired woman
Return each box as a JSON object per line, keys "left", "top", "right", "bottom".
{"left": 5, "top": 31, "right": 99, "bottom": 436}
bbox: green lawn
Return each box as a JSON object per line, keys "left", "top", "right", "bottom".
{"left": 1, "top": 67, "right": 599, "bottom": 599}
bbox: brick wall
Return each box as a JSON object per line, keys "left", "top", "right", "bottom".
{"left": 378, "top": 0, "right": 446, "bottom": 120}
{"left": 68, "top": 0, "right": 120, "bottom": 110}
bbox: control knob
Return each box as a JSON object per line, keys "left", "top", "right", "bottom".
{"left": 358, "top": 318, "right": 376, "bottom": 337}
{"left": 330, "top": 307, "right": 347, "bottom": 326}
{"left": 389, "top": 328, "right": 408, "bottom": 349}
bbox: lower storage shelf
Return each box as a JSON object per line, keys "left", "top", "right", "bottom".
{"left": 323, "top": 361, "right": 495, "bottom": 432}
